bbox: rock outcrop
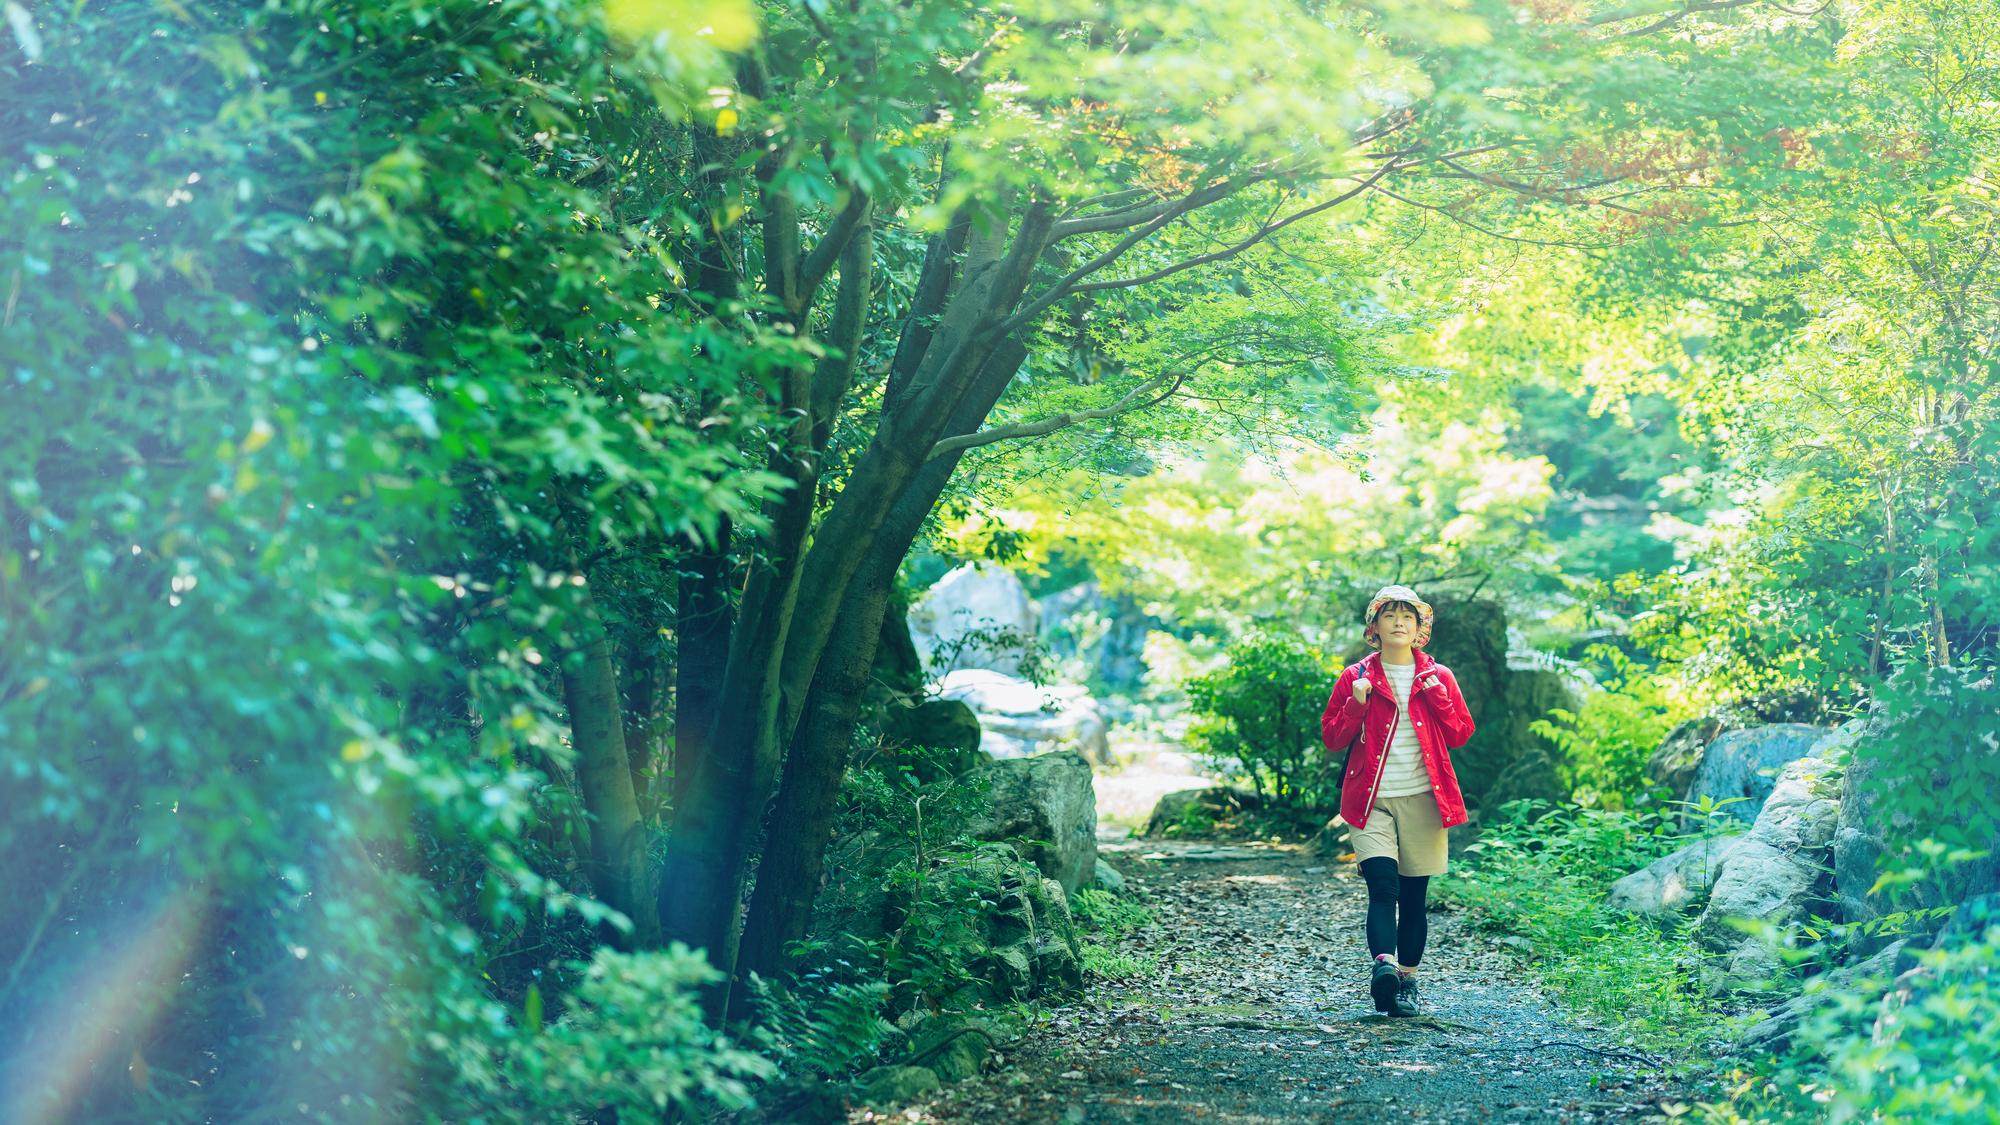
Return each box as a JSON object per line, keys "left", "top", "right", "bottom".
{"left": 1644, "top": 716, "right": 1736, "bottom": 802}
{"left": 937, "top": 669, "right": 1111, "bottom": 764}
{"left": 909, "top": 562, "right": 1039, "bottom": 675}
{"left": 1607, "top": 835, "right": 1746, "bottom": 916}
{"left": 1737, "top": 939, "right": 1907, "bottom": 1054}
{"left": 967, "top": 751, "right": 1099, "bottom": 896}
{"left": 1686, "top": 724, "right": 1834, "bottom": 824}
{"left": 1696, "top": 755, "right": 1843, "bottom": 989}
{"left": 876, "top": 699, "right": 990, "bottom": 782}
{"left": 1144, "top": 786, "right": 1260, "bottom": 838}
{"left": 1480, "top": 746, "right": 1568, "bottom": 814}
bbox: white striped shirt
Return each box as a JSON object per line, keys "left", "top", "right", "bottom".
{"left": 1375, "top": 661, "right": 1431, "bottom": 798}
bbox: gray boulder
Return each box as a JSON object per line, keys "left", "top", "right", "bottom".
{"left": 876, "top": 699, "right": 991, "bottom": 782}
{"left": 1686, "top": 724, "right": 1834, "bottom": 824}
{"left": 907, "top": 1013, "right": 997, "bottom": 1082}
{"left": 910, "top": 562, "right": 1038, "bottom": 675}
{"left": 1144, "top": 786, "right": 1260, "bottom": 837}
{"left": 1608, "top": 835, "right": 1747, "bottom": 915}
{"left": 1696, "top": 756, "right": 1843, "bottom": 961}
{"left": 1738, "top": 940, "right": 1907, "bottom": 1053}
{"left": 1697, "top": 840, "right": 1822, "bottom": 954}
{"left": 1094, "top": 859, "right": 1127, "bottom": 897}
{"left": 1645, "top": 716, "right": 1736, "bottom": 801}
{"left": 967, "top": 751, "right": 1099, "bottom": 895}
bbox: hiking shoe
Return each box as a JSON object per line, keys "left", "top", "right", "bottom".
{"left": 1391, "top": 975, "right": 1421, "bottom": 1018}
{"left": 1370, "top": 956, "right": 1400, "bottom": 1013}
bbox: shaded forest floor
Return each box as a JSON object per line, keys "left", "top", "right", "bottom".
{"left": 859, "top": 844, "right": 1698, "bottom": 1125}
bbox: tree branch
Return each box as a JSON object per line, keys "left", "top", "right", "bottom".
{"left": 1064, "top": 159, "right": 1408, "bottom": 297}
{"left": 798, "top": 188, "right": 872, "bottom": 304}
{"left": 925, "top": 371, "right": 1186, "bottom": 460}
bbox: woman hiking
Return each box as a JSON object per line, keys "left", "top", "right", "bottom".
{"left": 1320, "top": 586, "right": 1476, "bottom": 1017}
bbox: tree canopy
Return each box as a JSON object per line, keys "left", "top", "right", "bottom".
{"left": 3, "top": 0, "right": 1996, "bottom": 1118}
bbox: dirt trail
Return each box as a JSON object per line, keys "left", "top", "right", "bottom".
{"left": 886, "top": 845, "right": 1689, "bottom": 1125}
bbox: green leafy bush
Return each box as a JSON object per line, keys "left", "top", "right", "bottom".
{"left": 493, "top": 948, "right": 776, "bottom": 1118}
{"left": 1071, "top": 887, "right": 1160, "bottom": 979}
{"left": 1185, "top": 631, "right": 1340, "bottom": 807}
{"left": 1531, "top": 645, "right": 1695, "bottom": 808}
{"left": 746, "top": 977, "right": 901, "bottom": 1082}
{"left": 0, "top": 0, "right": 779, "bottom": 1117}
{"left": 1704, "top": 927, "right": 2000, "bottom": 1125}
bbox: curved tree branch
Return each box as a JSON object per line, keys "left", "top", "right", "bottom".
{"left": 925, "top": 371, "right": 1187, "bottom": 460}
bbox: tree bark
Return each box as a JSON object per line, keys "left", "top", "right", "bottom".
{"left": 734, "top": 339, "right": 1029, "bottom": 990}
{"left": 656, "top": 204, "right": 877, "bottom": 1013}
{"left": 563, "top": 628, "right": 662, "bottom": 950}
{"left": 664, "top": 197, "right": 1052, "bottom": 1018}
{"left": 672, "top": 520, "right": 732, "bottom": 815}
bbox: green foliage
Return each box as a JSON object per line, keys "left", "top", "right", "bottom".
{"left": 1070, "top": 888, "right": 1155, "bottom": 937}
{"left": 1446, "top": 803, "right": 1717, "bottom": 1046}
{"left": 1070, "top": 887, "right": 1160, "bottom": 979}
{"left": 1184, "top": 631, "right": 1340, "bottom": 806}
{"left": 1864, "top": 666, "right": 2000, "bottom": 862}
{"left": 493, "top": 948, "right": 775, "bottom": 1118}
{"left": 1532, "top": 645, "right": 1696, "bottom": 808}
{"left": 0, "top": 0, "right": 778, "bottom": 1116}
{"left": 797, "top": 765, "right": 1005, "bottom": 1015}
{"left": 1703, "top": 930, "right": 2000, "bottom": 1125}
{"left": 746, "top": 977, "right": 900, "bottom": 1082}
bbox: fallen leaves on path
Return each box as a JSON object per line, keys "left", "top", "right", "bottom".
{"left": 857, "top": 846, "right": 1699, "bottom": 1125}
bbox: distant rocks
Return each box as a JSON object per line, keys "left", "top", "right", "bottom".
{"left": 937, "top": 668, "right": 1111, "bottom": 764}
{"left": 910, "top": 562, "right": 1039, "bottom": 676}
{"left": 1143, "top": 786, "right": 1261, "bottom": 838}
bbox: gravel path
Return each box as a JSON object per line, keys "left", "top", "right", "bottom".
{"left": 872, "top": 845, "right": 1691, "bottom": 1125}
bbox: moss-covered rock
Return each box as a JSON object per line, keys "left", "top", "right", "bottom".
{"left": 907, "top": 1014, "right": 996, "bottom": 1082}
{"left": 855, "top": 1065, "right": 939, "bottom": 1107}
{"left": 819, "top": 843, "right": 1084, "bottom": 1006}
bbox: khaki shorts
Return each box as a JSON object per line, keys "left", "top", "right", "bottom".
{"left": 1350, "top": 793, "right": 1448, "bottom": 877}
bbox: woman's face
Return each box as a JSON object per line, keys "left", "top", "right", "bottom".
{"left": 1374, "top": 604, "right": 1419, "bottom": 648}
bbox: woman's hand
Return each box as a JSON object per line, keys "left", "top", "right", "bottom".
{"left": 1352, "top": 678, "right": 1373, "bottom": 705}
{"left": 1419, "top": 673, "right": 1443, "bottom": 693}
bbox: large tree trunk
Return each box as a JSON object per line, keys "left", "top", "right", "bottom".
{"left": 663, "top": 193, "right": 1050, "bottom": 1018}
{"left": 656, "top": 205, "right": 878, "bottom": 1012}
{"left": 734, "top": 339, "right": 1029, "bottom": 991}
{"left": 672, "top": 519, "right": 732, "bottom": 815}
{"left": 563, "top": 629, "right": 661, "bottom": 950}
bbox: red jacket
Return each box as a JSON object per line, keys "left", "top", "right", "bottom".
{"left": 1320, "top": 651, "right": 1476, "bottom": 830}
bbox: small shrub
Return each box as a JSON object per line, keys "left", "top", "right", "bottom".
{"left": 1072, "top": 888, "right": 1155, "bottom": 936}
{"left": 1531, "top": 644, "right": 1694, "bottom": 808}
{"left": 746, "top": 976, "right": 901, "bottom": 1081}
{"left": 1081, "top": 946, "right": 1162, "bottom": 980}
{"left": 1184, "top": 631, "right": 1340, "bottom": 807}
{"left": 496, "top": 947, "right": 775, "bottom": 1118}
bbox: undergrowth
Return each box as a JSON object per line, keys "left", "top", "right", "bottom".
{"left": 1441, "top": 799, "right": 1726, "bottom": 1050}
{"left": 1072, "top": 886, "right": 1160, "bottom": 980}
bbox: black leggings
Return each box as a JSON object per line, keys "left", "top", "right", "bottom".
{"left": 1358, "top": 856, "right": 1429, "bottom": 967}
